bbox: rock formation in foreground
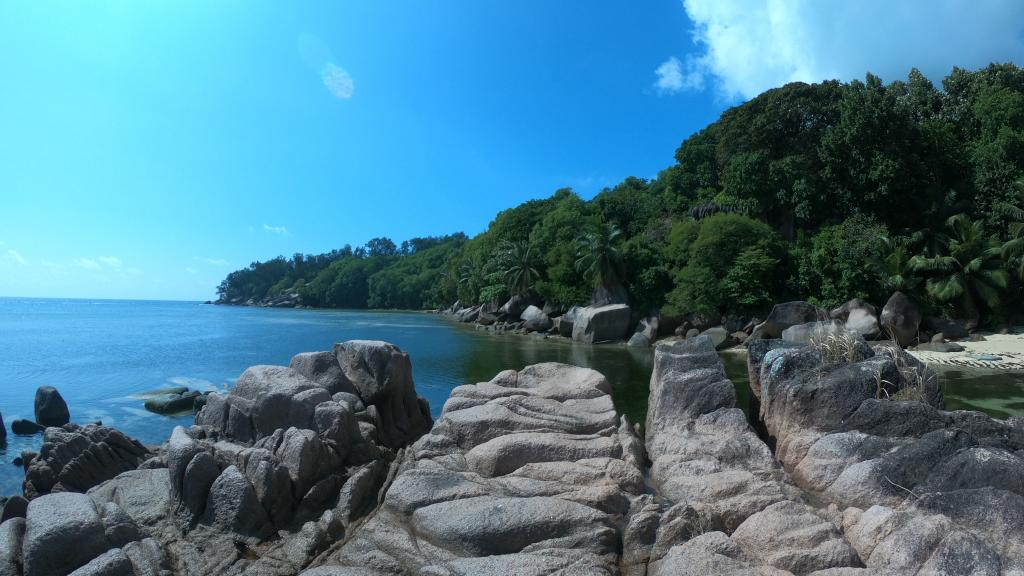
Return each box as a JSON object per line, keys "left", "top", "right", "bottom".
{"left": 1, "top": 335, "right": 1022, "bottom": 575}
{"left": 304, "top": 362, "right": 644, "bottom": 574}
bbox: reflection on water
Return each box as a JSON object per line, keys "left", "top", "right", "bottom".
{"left": 450, "top": 327, "right": 655, "bottom": 425}
{"left": 935, "top": 366, "right": 1024, "bottom": 419}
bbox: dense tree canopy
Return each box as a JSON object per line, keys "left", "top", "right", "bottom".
{"left": 218, "top": 64, "right": 1024, "bottom": 325}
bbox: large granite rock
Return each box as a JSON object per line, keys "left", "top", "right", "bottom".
{"left": 831, "top": 298, "right": 880, "bottom": 338}
{"left": 34, "top": 386, "right": 70, "bottom": 427}
{"left": 880, "top": 291, "right": 922, "bottom": 347}
{"left": 571, "top": 304, "right": 631, "bottom": 343}
{"left": 332, "top": 340, "right": 432, "bottom": 449}
{"left": 751, "top": 337, "right": 1024, "bottom": 573}
{"left": 749, "top": 301, "right": 826, "bottom": 340}
{"left": 627, "top": 316, "right": 659, "bottom": 347}
{"left": 640, "top": 336, "right": 858, "bottom": 574}
{"left": 520, "top": 305, "right": 553, "bottom": 332}
{"left": 557, "top": 305, "right": 581, "bottom": 337}
{"left": 304, "top": 362, "right": 645, "bottom": 574}
{"left": 65, "top": 340, "right": 433, "bottom": 576}
{"left": 499, "top": 294, "right": 534, "bottom": 318}
{"left": 23, "top": 424, "right": 152, "bottom": 499}
{"left": 289, "top": 351, "right": 359, "bottom": 396}
{"left": 12, "top": 491, "right": 163, "bottom": 576}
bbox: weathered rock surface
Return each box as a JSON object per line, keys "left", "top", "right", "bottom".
{"left": 520, "top": 305, "right": 553, "bottom": 332}
{"left": 642, "top": 336, "right": 859, "bottom": 574}
{"left": 880, "top": 291, "right": 922, "bottom": 347}
{"left": 305, "top": 362, "right": 644, "bottom": 574}
{"left": 572, "top": 304, "right": 631, "bottom": 343}
{"left": 6, "top": 340, "right": 432, "bottom": 576}
{"left": 557, "top": 305, "right": 581, "bottom": 337}
{"left": 332, "top": 340, "right": 433, "bottom": 449}
{"left": 23, "top": 424, "right": 152, "bottom": 499}
{"left": 831, "top": 298, "right": 880, "bottom": 338}
{"left": 9, "top": 335, "right": 1023, "bottom": 576}
{"left": 34, "top": 386, "right": 70, "bottom": 428}
{"left": 781, "top": 319, "right": 849, "bottom": 344}
{"left": 7, "top": 491, "right": 165, "bottom": 576}
{"left": 10, "top": 420, "right": 44, "bottom": 436}
{"left": 750, "top": 301, "right": 827, "bottom": 340}
{"left": 751, "top": 336, "right": 1024, "bottom": 573}
{"left": 499, "top": 294, "right": 534, "bottom": 318}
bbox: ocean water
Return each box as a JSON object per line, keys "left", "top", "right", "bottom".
{"left": 0, "top": 298, "right": 654, "bottom": 496}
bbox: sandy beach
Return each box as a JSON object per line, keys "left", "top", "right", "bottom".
{"left": 909, "top": 331, "right": 1024, "bottom": 371}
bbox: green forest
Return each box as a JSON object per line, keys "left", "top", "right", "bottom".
{"left": 217, "top": 64, "right": 1024, "bottom": 327}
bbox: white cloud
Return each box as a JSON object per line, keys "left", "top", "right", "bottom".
{"left": 674, "top": 0, "right": 1024, "bottom": 100}
{"left": 3, "top": 249, "right": 25, "bottom": 265}
{"left": 75, "top": 256, "right": 131, "bottom": 272}
{"left": 263, "top": 224, "right": 289, "bottom": 235}
{"left": 655, "top": 57, "right": 684, "bottom": 93}
{"left": 186, "top": 267, "right": 198, "bottom": 275}
{"left": 321, "top": 63, "right": 355, "bottom": 99}
{"left": 654, "top": 56, "right": 704, "bottom": 94}
{"left": 204, "top": 258, "right": 229, "bottom": 266}
{"left": 75, "top": 257, "right": 102, "bottom": 270}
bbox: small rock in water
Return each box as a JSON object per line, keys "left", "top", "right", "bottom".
{"left": 144, "top": 390, "right": 201, "bottom": 415}
{"left": 34, "top": 385, "right": 70, "bottom": 427}
{"left": 12, "top": 457, "right": 23, "bottom": 467}
{"left": 11, "top": 419, "right": 45, "bottom": 435}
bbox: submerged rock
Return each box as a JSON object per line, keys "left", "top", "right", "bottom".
{"left": 144, "top": 390, "right": 202, "bottom": 415}
{"left": 0, "top": 412, "right": 5, "bottom": 443}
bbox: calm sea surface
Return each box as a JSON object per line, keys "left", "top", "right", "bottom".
{"left": 1, "top": 298, "right": 1021, "bottom": 497}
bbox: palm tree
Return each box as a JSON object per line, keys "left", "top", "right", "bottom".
{"left": 877, "top": 236, "right": 921, "bottom": 294}
{"left": 576, "top": 223, "right": 623, "bottom": 284}
{"left": 576, "top": 223, "right": 626, "bottom": 304}
{"left": 909, "top": 214, "right": 1008, "bottom": 323}
{"left": 499, "top": 241, "right": 540, "bottom": 297}
{"left": 996, "top": 192, "right": 1024, "bottom": 281}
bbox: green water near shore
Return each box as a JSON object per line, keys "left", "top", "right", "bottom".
{"left": 934, "top": 366, "right": 1024, "bottom": 419}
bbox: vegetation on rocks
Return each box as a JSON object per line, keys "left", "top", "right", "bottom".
{"left": 218, "top": 64, "right": 1024, "bottom": 327}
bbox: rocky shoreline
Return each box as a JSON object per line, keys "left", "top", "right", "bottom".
{"left": 0, "top": 332, "right": 1021, "bottom": 575}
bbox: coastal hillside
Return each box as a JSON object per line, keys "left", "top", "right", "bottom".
{"left": 217, "top": 63, "right": 1024, "bottom": 328}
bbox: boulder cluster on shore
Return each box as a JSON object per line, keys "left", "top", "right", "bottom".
{"left": 0, "top": 332, "right": 1022, "bottom": 575}
{"left": 444, "top": 290, "right": 985, "bottom": 356}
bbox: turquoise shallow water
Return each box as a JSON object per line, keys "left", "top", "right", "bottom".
{"left": 0, "top": 298, "right": 654, "bottom": 496}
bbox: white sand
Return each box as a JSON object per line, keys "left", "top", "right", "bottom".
{"left": 910, "top": 331, "right": 1024, "bottom": 371}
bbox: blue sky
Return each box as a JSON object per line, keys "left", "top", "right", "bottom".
{"left": 2, "top": 1, "right": 1023, "bottom": 301}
